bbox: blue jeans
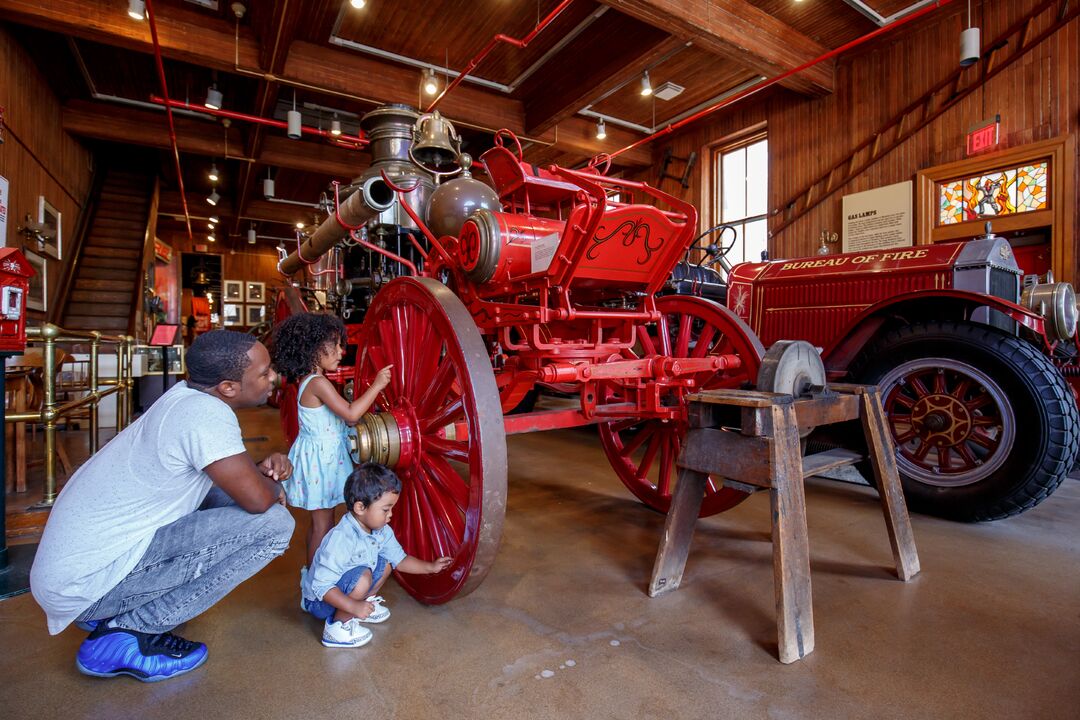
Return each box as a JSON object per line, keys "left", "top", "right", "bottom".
{"left": 76, "top": 487, "right": 295, "bottom": 634}
{"left": 304, "top": 557, "right": 388, "bottom": 620}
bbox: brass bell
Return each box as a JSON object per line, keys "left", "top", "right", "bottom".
{"left": 410, "top": 111, "right": 461, "bottom": 171}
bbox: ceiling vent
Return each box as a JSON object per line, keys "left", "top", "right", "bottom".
{"left": 653, "top": 82, "right": 685, "bottom": 101}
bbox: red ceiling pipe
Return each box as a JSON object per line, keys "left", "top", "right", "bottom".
{"left": 145, "top": 0, "right": 192, "bottom": 239}
{"left": 597, "top": 0, "right": 956, "bottom": 164}
{"left": 425, "top": 0, "right": 575, "bottom": 113}
{"left": 149, "top": 96, "right": 370, "bottom": 148}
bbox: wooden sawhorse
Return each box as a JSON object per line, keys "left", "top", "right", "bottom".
{"left": 649, "top": 383, "right": 920, "bottom": 663}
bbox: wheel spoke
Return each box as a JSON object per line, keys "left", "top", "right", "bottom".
{"left": 424, "top": 454, "right": 470, "bottom": 516}
{"left": 908, "top": 377, "right": 932, "bottom": 399}
{"left": 894, "top": 429, "right": 918, "bottom": 444}
{"left": 423, "top": 396, "right": 465, "bottom": 433}
{"left": 405, "top": 475, "right": 434, "bottom": 561}
{"left": 424, "top": 436, "right": 470, "bottom": 463}
{"left": 965, "top": 395, "right": 995, "bottom": 412}
{"left": 969, "top": 429, "right": 999, "bottom": 450}
{"left": 955, "top": 443, "right": 979, "bottom": 468}
{"left": 416, "top": 354, "right": 456, "bottom": 417}
{"left": 690, "top": 324, "right": 718, "bottom": 358}
{"left": 933, "top": 370, "right": 947, "bottom": 394}
{"left": 913, "top": 441, "right": 933, "bottom": 461}
{"left": 939, "top": 446, "right": 952, "bottom": 470}
{"left": 972, "top": 415, "right": 1001, "bottom": 427}
{"left": 675, "top": 313, "right": 692, "bottom": 358}
{"left": 620, "top": 423, "right": 656, "bottom": 458}
{"left": 637, "top": 434, "right": 661, "bottom": 482}
{"left": 657, "top": 314, "right": 673, "bottom": 356}
{"left": 639, "top": 326, "right": 659, "bottom": 356}
{"left": 950, "top": 377, "right": 972, "bottom": 401}
{"left": 416, "top": 463, "right": 466, "bottom": 548}
{"left": 412, "top": 469, "right": 454, "bottom": 558}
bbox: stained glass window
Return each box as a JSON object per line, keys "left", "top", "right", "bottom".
{"left": 938, "top": 161, "right": 1049, "bottom": 225}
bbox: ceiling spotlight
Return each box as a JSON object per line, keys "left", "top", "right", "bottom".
{"left": 207, "top": 221, "right": 216, "bottom": 230}
{"left": 330, "top": 116, "right": 342, "bottom": 136}
{"left": 422, "top": 68, "right": 439, "bottom": 96}
{"left": 205, "top": 84, "right": 223, "bottom": 110}
{"left": 248, "top": 226, "right": 257, "bottom": 244}
{"left": 350, "top": 0, "right": 366, "bottom": 8}
{"left": 208, "top": 162, "right": 219, "bottom": 183}
{"left": 263, "top": 176, "right": 275, "bottom": 199}
{"left": 296, "top": 222, "right": 305, "bottom": 230}
{"left": 209, "top": 215, "right": 220, "bottom": 224}
{"left": 595, "top": 118, "right": 606, "bottom": 140}
{"left": 207, "top": 234, "right": 216, "bottom": 243}
{"left": 960, "top": 0, "right": 980, "bottom": 67}
{"left": 127, "top": 0, "right": 146, "bottom": 21}
{"left": 640, "top": 71, "right": 652, "bottom": 97}
{"left": 207, "top": 189, "right": 220, "bottom": 206}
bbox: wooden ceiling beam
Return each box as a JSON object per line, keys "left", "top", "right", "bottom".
{"left": 598, "top": 0, "right": 835, "bottom": 95}
{"left": 523, "top": 19, "right": 681, "bottom": 136}
{"left": 62, "top": 101, "right": 364, "bottom": 178}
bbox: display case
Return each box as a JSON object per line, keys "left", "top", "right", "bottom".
{"left": 134, "top": 344, "right": 186, "bottom": 376}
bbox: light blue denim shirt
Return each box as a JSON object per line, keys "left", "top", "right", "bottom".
{"left": 304, "top": 512, "right": 407, "bottom": 602}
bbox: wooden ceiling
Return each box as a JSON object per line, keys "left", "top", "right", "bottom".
{"left": 0, "top": 0, "right": 940, "bottom": 245}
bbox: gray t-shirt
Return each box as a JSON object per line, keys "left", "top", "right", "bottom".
{"left": 30, "top": 382, "right": 247, "bottom": 634}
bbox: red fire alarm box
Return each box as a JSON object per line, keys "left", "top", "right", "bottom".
{"left": 0, "top": 248, "right": 33, "bottom": 352}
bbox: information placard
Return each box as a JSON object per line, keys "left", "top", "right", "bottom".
{"left": 842, "top": 181, "right": 913, "bottom": 253}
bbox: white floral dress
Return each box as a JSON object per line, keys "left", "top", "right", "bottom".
{"left": 285, "top": 374, "right": 352, "bottom": 510}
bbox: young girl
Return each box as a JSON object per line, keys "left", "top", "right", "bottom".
{"left": 271, "top": 312, "right": 393, "bottom": 571}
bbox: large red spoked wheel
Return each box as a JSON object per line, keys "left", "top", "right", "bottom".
{"left": 599, "top": 295, "right": 764, "bottom": 517}
{"left": 355, "top": 277, "right": 507, "bottom": 603}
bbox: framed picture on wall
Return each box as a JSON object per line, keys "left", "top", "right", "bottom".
{"left": 223, "top": 303, "right": 242, "bottom": 327}
{"left": 38, "top": 196, "right": 62, "bottom": 260}
{"left": 24, "top": 248, "right": 46, "bottom": 311}
{"left": 223, "top": 279, "right": 243, "bottom": 302}
{"left": 245, "top": 281, "right": 265, "bottom": 304}
{"left": 246, "top": 304, "right": 265, "bottom": 326}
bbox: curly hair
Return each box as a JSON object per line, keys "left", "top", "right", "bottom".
{"left": 345, "top": 463, "right": 403, "bottom": 508}
{"left": 186, "top": 330, "right": 257, "bottom": 391}
{"left": 270, "top": 312, "right": 347, "bottom": 383}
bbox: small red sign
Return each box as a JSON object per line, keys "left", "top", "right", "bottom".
{"left": 154, "top": 237, "right": 173, "bottom": 263}
{"left": 966, "top": 116, "right": 1000, "bottom": 155}
{"left": 194, "top": 243, "right": 208, "bottom": 253}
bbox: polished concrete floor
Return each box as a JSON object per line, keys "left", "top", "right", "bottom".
{"left": 2, "top": 406, "right": 1079, "bottom": 719}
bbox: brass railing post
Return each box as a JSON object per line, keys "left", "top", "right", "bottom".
{"left": 125, "top": 335, "right": 135, "bottom": 426}
{"left": 41, "top": 323, "right": 59, "bottom": 506}
{"left": 89, "top": 331, "right": 100, "bottom": 454}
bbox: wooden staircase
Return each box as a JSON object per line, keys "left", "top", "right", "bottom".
{"left": 62, "top": 166, "right": 154, "bottom": 333}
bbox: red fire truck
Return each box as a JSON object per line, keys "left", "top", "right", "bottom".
{"left": 692, "top": 228, "right": 1079, "bottom": 522}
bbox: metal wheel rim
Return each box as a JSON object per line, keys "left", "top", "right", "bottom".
{"left": 878, "top": 357, "right": 1015, "bottom": 487}
{"left": 599, "top": 295, "right": 764, "bottom": 516}
{"left": 355, "top": 277, "right": 507, "bottom": 603}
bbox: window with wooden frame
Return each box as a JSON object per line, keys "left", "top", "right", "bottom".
{"left": 916, "top": 136, "right": 1075, "bottom": 283}
{"left": 710, "top": 131, "right": 768, "bottom": 265}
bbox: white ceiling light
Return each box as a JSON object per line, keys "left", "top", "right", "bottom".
{"left": 960, "top": 0, "right": 980, "bottom": 67}
{"left": 207, "top": 221, "right": 216, "bottom": 230}
{"left": 296, "top": 222, "right": 305, "bottom": 229}
{"left": 205, "top": 84, "right": 223, "bottom": 110}
{"left": 263, "top": 174, "right": 275, "bottom": 199}
{"left": 595, "top": 118, "right": 606, "bottom": 140}
{"left": 209, "top": 215, "right": 219, "bottom": 224}
{"left": 206, "top": 189, "right": 220, "bottom": 206}
{"left": 330, "top": 115, "right": 342, "bottom": 136}
{"left": 287, "top": 91, "right": 302, "bottom": 139}
{"left": 208, "top": 162, "right": 219, "bottom": 183}
{"left": 207, "top": 234, "right": 216, "bottom": 243}
{"left": 128, "top": 0, "right": 146, "bottom": 21}
{"left": 248, "top": 226, "right": 257, "bottom": 244}
{"left": 350, "top": 0, "right": 366, "bottom": 8}
{"left": 422, "top": 68, "right": 439, "bottom": 96}
{"left": 640, "top": 71, "right": 652, "bottom": 97}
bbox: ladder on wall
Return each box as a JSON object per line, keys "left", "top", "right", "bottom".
{"left": 773, "top": 0, "right": 1079, "bottom": 237}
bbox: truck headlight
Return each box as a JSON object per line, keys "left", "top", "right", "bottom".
{"left": 1021, "top": 281, "right": 1078, "bottom": 343}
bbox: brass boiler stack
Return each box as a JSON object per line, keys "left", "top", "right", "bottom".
{"left": 278, "top": 104, "right": 436, "bottom": 276}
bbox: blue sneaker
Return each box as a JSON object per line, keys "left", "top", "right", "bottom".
{"left": 75, "top": 626, "right": 208, "bottom": 682}
{"left": 74, "top": 618, "right": 101, "bottom": 632}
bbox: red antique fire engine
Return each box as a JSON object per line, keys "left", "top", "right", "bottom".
{"left": 687, "top": 228, "right": 1080, "bottom": 523}
{"left": 280, "top": 130, "right": 776, "bottom": 604}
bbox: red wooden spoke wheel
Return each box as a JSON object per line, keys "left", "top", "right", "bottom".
{"left": 354, "top": 277, "right": 507, "bottom": 604}
{"left": 599, "top": 295, "right": 764, "bottom": 517}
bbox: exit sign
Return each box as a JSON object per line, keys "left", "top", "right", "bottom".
{"left": 966, "top": 116, "right": 1000, "bottom": 155}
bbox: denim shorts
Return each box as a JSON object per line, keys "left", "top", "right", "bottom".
{"left": 304, "top": 556, "right": 388, "bottom": 620}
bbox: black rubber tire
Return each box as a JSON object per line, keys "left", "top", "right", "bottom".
{"left": 851, "top": 321, "right": 1079, "bottom": 522}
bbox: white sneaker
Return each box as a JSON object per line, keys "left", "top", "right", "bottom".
{"left": 322, "top": 618, "right": 373, "bottom": 648}
{"left": 357, "top": 595, "right": 390, "bottom": 624}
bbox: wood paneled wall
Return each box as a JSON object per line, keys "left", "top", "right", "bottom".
{"left": 0, "top": 25, "right": 92, "bottom": 322}
{"left": 639, "top": 0, "right": 1078, "bottom": 267}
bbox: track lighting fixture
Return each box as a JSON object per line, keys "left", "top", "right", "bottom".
{"left": 595, "top": 118, "right": 606, "bottom": 140}
{"left": 207, "top": 221, "right": 216, "bottom": 230}
{"left": 208, "top": 162, "right": 219, "bottom": 183}
{"left": 209, "top": 215, "right": 219, "bottom": 224}
{"left": 959, "top": 0, "right": 980, "bottom": 67}
{"left": 350, "top": 0, "right": 366, "bottom": 8}
{"left": 207, "top": 234, "right": 216, "bottom": 243}
{"left": 422, "top": 68, "right": 439, "bottom": 96}
{"left": 640, "top": 71, "right": 652, "bottom": 97}
{"left": 263, "top": 173, "right": 275, "bottom": 199}
{"left": 330, "top": 115, "right": 342, "bottom": 136}
{"left": 205, "top": 84, "right": 223, "bottom": 110}
{"left": 128, "top": 0, "right": 146, "bottom": 21}
{"left": 287, "top": 91, "right": 302, "bottom": 139}
{"left": 296, "top": 222, "right": 305, "bottom": 230}
{"left": 207, "top": 189, "right": 220, "bottom": 206}
{"left": 248, "top": 226, "right": 257, "bottom": 244}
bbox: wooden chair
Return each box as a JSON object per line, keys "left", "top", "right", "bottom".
{"left": 5, "top": 350, "right": 75, "bottom": 492}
